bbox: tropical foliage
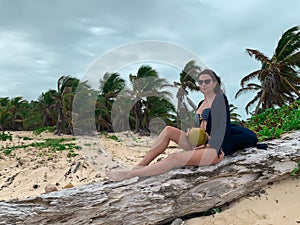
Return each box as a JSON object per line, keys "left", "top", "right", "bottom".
{"left": 1, "top": 26, "right": 300, "bottom": 141}
{"left": 0, "top": 65, "right": 177, "bottom": 136}
{"left": 97, "top": 72, "right": 126, "bottom": 131}
{"left": 236, "top": 26, "right": 300, "bottom": 114}
{"left": 128, "top": 65, "right": 174, "bottom": 133}
{"left": 245, "top": 99, "right": 300, "bottom": 141}
{"left": 174, "top": 60, "right": 201, "bottom": 130}
{"left": 229, "top": 104, "right": 242, "bottom": 124}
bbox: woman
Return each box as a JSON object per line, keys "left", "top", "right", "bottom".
{"left": 106, "top": 69, "right": 258, "bottom": 181}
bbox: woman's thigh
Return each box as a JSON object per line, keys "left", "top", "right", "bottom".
{"left": 170, "top": 148, "right": 224, "bottom": 167}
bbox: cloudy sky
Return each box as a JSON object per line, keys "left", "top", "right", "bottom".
{"left": 1, "top": 0, "right": 300, "bottom": 119}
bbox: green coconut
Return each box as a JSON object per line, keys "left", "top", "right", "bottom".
{"left": 188, "top": 128, "right": 207, "bottom": 147}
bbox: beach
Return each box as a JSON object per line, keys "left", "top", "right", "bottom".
{"left": 185, "top": 177, "right": 300, "bottom": 225}
{"left": 0, "top": 131, "right": 299, "bottom": 224}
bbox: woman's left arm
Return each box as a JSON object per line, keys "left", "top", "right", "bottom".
{"left": 207, "top": 94, "right": 230, "bottom": 151}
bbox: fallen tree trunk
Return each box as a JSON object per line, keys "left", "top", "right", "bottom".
{"left": 0, "top": 131, "right": 299, "bottom": 225}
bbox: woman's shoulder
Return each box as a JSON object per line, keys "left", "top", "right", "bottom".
{"left": 214, "top": 93, "right": 228, "bottom": 101}
{"left": 197, "top": 99, "right": 205, "bottom": 108}
{"left": 212, "top": 93, "right": 229, "bottom": 108}
{"left": 216, "top": 92, "right": 227, "bottom": 98}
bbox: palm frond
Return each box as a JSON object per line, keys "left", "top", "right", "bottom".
{"left": 240, "top": 69, "right": 261, "bottom": 86}
{"left": 275, "top": 26, "right": 300, "bottom": 61}
{"left": 245, "top": 94, "right": 260, "bottom": 114}
{"left": 283, "top": 51, "right": 300, "bottom": 68}
{"left": 235, "top": 83, "right": 261, "bottom": 98}
{"left": 246, "top": 49, "right": 271, "bottom": 65}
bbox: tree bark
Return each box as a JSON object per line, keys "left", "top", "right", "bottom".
{"left": 0, "top": 131, "right": 299, "bottom": 225}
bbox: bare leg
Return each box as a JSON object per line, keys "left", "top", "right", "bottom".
{"left": 135, "top": 126, "right": 193, "bottom": 168}
{"left": 106, "top": 148, "right": 224, "bottom": 181}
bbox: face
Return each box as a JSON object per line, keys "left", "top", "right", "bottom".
{"left": 198, "top": 74, "right": 216, "bottom": 94}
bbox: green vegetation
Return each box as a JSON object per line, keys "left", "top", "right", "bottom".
{"left": 291, "top": 162, "right": 300, "bottom": 176}
{"left": 106, "top": 134, "right": 122, "bottom": 142}
{"left": 99, "top": 132, "right": 122, "bottom": 142}
{"left": 236, "top": 26, "right": 300, "bottom": 115}
{"left": 0, "top": 131, "right": 12, "bottom": 141}
{"left": 22, "top": 136, "right": 33, "bottom": 140}
{"left": 174, "top": 60, "right": 201, "bottom": 130}
{"left": 0, "top": 26, "right": 299, "bottom": 140}
{"left": 0, "top": 26, "right": 298, "bottom": 167}
{"left": 0, "top": 137, "right": 80, "bottom": 157}
{"left": 0, "top": 66, "right": 178, "bottom": 136}
{"left": 245, "top": 100, "right": 300, "bottom": 141}
{"left": 33, "top": 126, "right": 56, "bottom": 135}
{"left": 182, "top": 207, "right": 221, "bottom": 220}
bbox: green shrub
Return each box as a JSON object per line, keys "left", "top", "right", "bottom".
{"left": 0, "top": 131, "right": 12, "bottom": 141}
{"left": 33, "top": 126, "right": 56, "bottom": 135}
{"left": 245, "top": 100, "right": 300, "bottom": 141}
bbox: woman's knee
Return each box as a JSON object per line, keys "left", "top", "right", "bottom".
{"left": 163, "top": 126, "right": 179, "bottom": 138}
{"left": 164, "top": 125, "right": 176, "bottom": 133}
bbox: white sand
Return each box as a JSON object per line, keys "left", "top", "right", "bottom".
{"left": 185, "top": 177, "right": 300, "bottom": 225}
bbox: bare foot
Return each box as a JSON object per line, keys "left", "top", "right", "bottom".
{"left": 105, "top": 170, "right": 133, "bottom": 181}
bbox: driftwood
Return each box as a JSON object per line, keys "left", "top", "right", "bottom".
{"left": 0, "top": 131, "right": 299, "bottom": 225}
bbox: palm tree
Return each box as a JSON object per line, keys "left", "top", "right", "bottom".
{"left": 22, "top": 100, "right": 44, "bottom": 130}
{"left": 72, "top": 84, "right": 98, "bottom": 135}
{"left": 236, "top": 26, "right": 300, "bottom": 115}
{"left": 0, "top": 97, "right": 10, "bottom": 130}
{"left": 144, "top": 96, "right": 176, "bottom": 133}
{"left": 129, "top": 65, "right": 173, "bottom": 133}
{"left": 54, "top": 75, "right": 80, "bottom": 135}
{"left": 110, "top": 89, "right": 135, "bottom": 132}
{"left": 229, "top": 104, "right": 242, "bottom": 124}
{"left": 174, "top": 60, "right": 201, "bottom": 130}
{"left": 97, "top": 72, "right": 126, "bottom": 131}
{"left": 7, "top": 97, "right": 27, "bottom": 130}
{"left": 0, "top": 97, "right": 9, "bottom": 107}
{"left": 235, "top": 83, "right": 263, "bottom": 114}
{"left": 0, "top": 107, "right": 10, "bottom": 131}
{"left": 38, "top": 89, "right": 58, "bottom": 127}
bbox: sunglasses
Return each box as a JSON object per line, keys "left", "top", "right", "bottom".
{"left": 198, "top": 79, "right": 212, "bottom": 85}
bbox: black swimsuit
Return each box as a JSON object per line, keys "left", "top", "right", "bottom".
{"left": 195, "top": 94, "right": 258, "bottom": 156}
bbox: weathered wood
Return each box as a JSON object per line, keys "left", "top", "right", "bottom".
{"left": 0, "top": 131, "right": 299, "bottom": 225}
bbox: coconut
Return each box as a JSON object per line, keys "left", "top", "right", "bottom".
{"left": 187, "top": 128, "right": 207, "bottom": 147}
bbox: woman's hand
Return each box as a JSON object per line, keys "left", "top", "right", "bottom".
{"left": 186, "top": 128, "right": 190, "bottom": 136}
{"left": 193, "top": 143, "right": 210, "bottom": 150}
{"left": 200, "top": 120, "right": 207, "bottom": 131}
{"left": 205, "top": 132, "right": 211, "bottom": 140}
{"left": 193, "top": 132, "right": 210, "bottom": 150}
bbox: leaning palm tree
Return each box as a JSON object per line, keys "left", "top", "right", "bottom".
{"left": 143, "top": 96, "right": 177, "bottom": 134}
{"left": 54, "top": 75, "right": 80, "bottom": 135}
{"left": 174, "top": 60, "right": 201, "bottom": 130}
{"left": 236, "top": 26, "right": 300, "bottom": 115}
{"left": 129, "top": 65, "right": 173, "bottom": 133}
{"left": 98, "top": 72, "right": 126, "bottom": 131}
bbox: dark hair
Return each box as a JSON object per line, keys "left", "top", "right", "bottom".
{"left": 198, "top": 69, "right": 223, "bottom": 94}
